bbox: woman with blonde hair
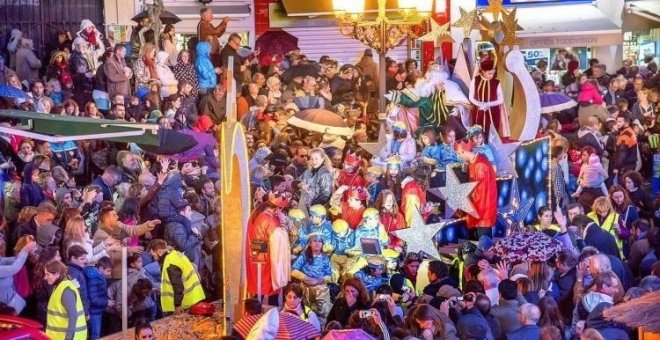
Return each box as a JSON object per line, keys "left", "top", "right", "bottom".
{"left": 528, "top": 261, "right": 554, "bottom": 300}
{"left": 44, "top": 260, "right": 88, "bottom": 340}
{"left": 134, "top": 43, "right": 158, "bottom": 91}
{"left": 63, "top": 215, "right": 119, "bottom": 265}
{"left": 588, "top": 197, "right": 623, "bottom": 258}
{"left": 298, "top": 148, "right": 333, "bottom": 213}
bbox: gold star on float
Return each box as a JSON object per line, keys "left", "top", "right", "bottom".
{"left": 500, "top": 7, "right": 519, "bottom": 47}
{"left": 483, "top": 0, "right": 506, "bottom": 22}
{"left": 438, "top": 168, "right": 479, "bottom": 218}
{"left": 418, "top": 20, "right": 453, "bottom": 46}
{"left": 452, "top": 7, "right": 480, "bottom": 38}
{"left": 358, "top": 123, "right": 387, "bottom": 157}
{"left": 393, "top": 209, "right": 447, "bottom": 259}
{"left": 477, "top": 15, "right": 496, "bottom": 42}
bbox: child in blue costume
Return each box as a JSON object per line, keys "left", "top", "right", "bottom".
{"left": 467, "top": 125, "right": 496, "bottom": 167}
{"left": 294, "top": 204, "right": 333, "bottom": 255}
{"left": 354, "top": 256, "right": 390, "bottom": 293}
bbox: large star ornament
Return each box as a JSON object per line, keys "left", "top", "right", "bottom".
{"left": 488, "top": 128, "right": 520, "bottom": 177}
{"left": 500, "top": 7, "right": 519, "bottom": 47}
{"left": 498, "top": 177, "right": 534, "bottom": 234}
{"left": 483, "top": 0, "right": 507, "bottom": 22}
{"left": 438, "top": 169, "right": 479, "bottom": 218}
{"left": 393, "top": 209, "right": 447, "bottom": 259}
{"left": 452, "top": 7, "right": 480, "bottom": 38}
{"left": 418, "top": 20, "right": 453, "bottom": 46}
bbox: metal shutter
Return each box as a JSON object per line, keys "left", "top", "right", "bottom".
{"left": 284, "top": 26, "right": 410, "bottom": 65}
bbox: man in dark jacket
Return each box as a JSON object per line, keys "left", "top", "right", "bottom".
{"left": 456, "top": 292, "right": 495, "bottom": 340}
{"left": 164, "top": 203, "right": 202, "bottom": 269}
{"left": 197, "top": 83, "right": 227, "bottom": 125}
{"left": 573, "top": 215, "right": 620, "bottom": 259}
{"left": 491, "top": 279, "right": 523, "bottom": 335}
{"left": 219, "top": 33, "right": 247, "bottom": 89}
{"left": 91, "top": 166, "right": 122, "bottom": 201}
{"left": 423, "top": 260, "right": 458, "bottom": 298}
{"left": 67, "top": 245, "right": 90, "bottom": 318}
{"left": 613, "top": 114, "right": 638, "bottom": 176}
{"left": 506, "top": 303, "right": 540, "bottom": 340}
{"left": 552, "top": 250, "right": 578, "bottom": 323}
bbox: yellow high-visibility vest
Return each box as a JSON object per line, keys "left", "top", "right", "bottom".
{"left": 46, "top": 279, "right": 87, "bottom": 340}
{"left": 587, "top": 211, "right": 623, "bottom": 258}
{"left": 161, "top": 251, "right": 205, "bottom": 312}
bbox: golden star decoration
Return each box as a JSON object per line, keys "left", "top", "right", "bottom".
{"left": 393, "top": 209, "right": 448, "bottom": 259}
{"left": 418, "top": 20, "right": 453, "bottom": 46}
{"left": 501, "top": 7, "right": 518, "bottom": 47}
{"left": 452, "top": 7, "right": 479, "bottom": 38}
{"left": 438, "top": 168, "right": 480, "bottom": 218}
{"left": 483, "top": 0, "right": 506, "bottom": 22}
{"left": 477, "top": 15, "right": 495, "bottom": 42}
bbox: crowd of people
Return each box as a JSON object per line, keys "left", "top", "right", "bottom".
{"left": 0, "top": 6, "right": 658, "bottom": 340}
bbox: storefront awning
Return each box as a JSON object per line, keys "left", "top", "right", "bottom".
{"left": 0, "top": 110, "right": 161, "bottom": 145}
{"left": 281, "top": 0, "right": 399, "bottom": 17}
{"left": 514, "top": 4, "right": 622, "bottom": 48}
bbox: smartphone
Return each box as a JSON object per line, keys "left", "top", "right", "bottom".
{"left": 377, "top": 294, "right": 389, "bottom": 301}
{"left": 359, "top": 310, "right": 373, "bottom": 319}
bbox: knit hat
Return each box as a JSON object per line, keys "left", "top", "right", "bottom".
{"left": 364, "top": 49, "right": 373, "bottom": 57}
{"left": 332, "top": 219, "right": 349, "bottom": 236}
{"left": 367, "top": 256, "right": 386, "bottom": 269}
{"left": 309, "top": 204, "right": 327, "bottom": 217}
{"left": 288, "top": 209, "right": 306, "bottom": 221}
{"left": 54, "top": 187, "right": 71, "bottom": 204}
{"left": 252, "top": 147, "right": 272, "bottom": 164}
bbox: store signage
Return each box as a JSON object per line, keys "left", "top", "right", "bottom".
{"left": 521, "top": 48, "right": 550, "bottom": 68}
{"left": 518, "top": 33, "right": 623, "bottom": 49}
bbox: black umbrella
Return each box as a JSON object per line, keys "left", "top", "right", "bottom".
{"left": 282, "top": 63, "right": 322, "bottom": 83}
{"left": 137, "top": 129, "right": 197, "bottom": 155}
{"left": 131, "top": 10, "right": 181, "bottom": 25}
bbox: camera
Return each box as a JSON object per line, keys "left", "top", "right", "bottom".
{"left": 359, "top": 310, "right": 373, "bottom": 318}
{"left": 456, "top": 294, "right": 474, "bottom": 302}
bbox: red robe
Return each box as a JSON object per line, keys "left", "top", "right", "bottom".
{"left": 337, "top": 170, "right": 366, "bottom": 188}
{"left": 380, "top": 211, "right": 406, "bottom": 249}
{"left": 471, "top": 75, "right": 504, "bottom": 138}
{"left": 245, "top": 210, "right": 279, "bottom": 296}
{"left": 341, "top": 201, "right": 365, "bottom": 230}
{"left": 466, "top": 154, "right": 498, "bottom": 229}
{"left": 400, "top": 180, "right": 427, "bottom": 226}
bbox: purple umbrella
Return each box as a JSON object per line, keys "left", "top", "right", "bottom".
{"left": 169, "top": 130, "right": 216, "bottom": 162}
{"left": 540, "top": 92, "right": 577, "bottom": 114}
{"left": 322, "top": 329, "right": 376, "bottom": 340}
{"left": 255, "top": 30, "right": 299, "bottom": 57}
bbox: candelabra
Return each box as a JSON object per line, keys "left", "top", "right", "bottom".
{"left": 332, "top": 0, "right": 433, "bottom": 112}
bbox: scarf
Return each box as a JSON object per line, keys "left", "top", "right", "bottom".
{"left": 87, "top": 30, "right": 97, "bottom": 47}
{"left": 143, "top": 56, "right": 158, "bottom": 80}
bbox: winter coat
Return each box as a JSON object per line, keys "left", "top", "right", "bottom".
{"left": 83, "top": 266, "right": 108, "bottom": 315}
{"left": 173, "top": 52, "right": 199, "bottom": 96}
{"left": 195, "top": 42, "right": 216, "bottom": 90}
{"left": 104, "top": 54, "right": 131, "bottom": 98}
{"left": 0, "top": 251, "right": 29, "bottom": 313}
{"left": 578, "top": 81, "right": 603, "bottom": 105}
{"left": 15, "top": 44, "right": 41, "bottom": 82}
{"left": 19, "top": 163, "right": 45, "bottom": 208}
{"left": 576, "top": 128, "right": 604, "bottom": 155}
{"left": 355, "top": 55, "right": 379, "bottom": 90}
{"left": 164, "top": 218, "right": 202, "bottom": 269}
{"left": 156, "top": 51, "right": 178, "bottom": 96}
{"left": 75, "top": 19, "right": 105, "bottom": 68}
{"left": 51, "top": 141, "right": 82, "bottom": 172}
{"left": 67, "top": 263, "right": 90, "bottom": 316}
{"left": 299, "top": 166, "right": 333, "bottom": 210}
{"left": 156, "top": 172, "right": 188, "bottom": 221}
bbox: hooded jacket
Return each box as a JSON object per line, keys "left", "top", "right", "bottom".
{"left": 195, "top": 42, "right": 216, "bottom": 90}
{"left": 75, "top": 19, "right": 105, "bottom": 63}
{"left": 156, "top": 51, "right": 178, "bottom": 95}
{"left": 19, "top": 163, "right": 44, "bottom": 208}
{"left": 157, "top": 172, "right": 189, "bottom": 221}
